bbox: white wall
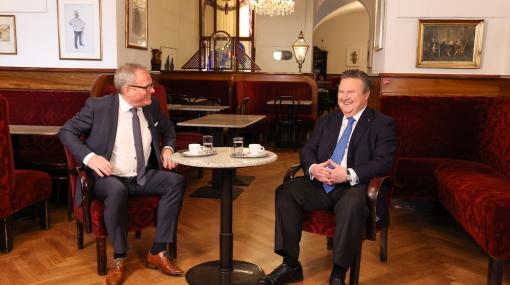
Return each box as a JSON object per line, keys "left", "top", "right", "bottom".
{"left": 0, "top": 0, "right": 117, "bottom": 68}
{"left": 377, "top": 0, "right": 510, "bottom": 74}
{"left": 254, "top": 0, "right": 314, "bottom": 73}
{"left": 314, "top": 10, "right": 369, "bottom": 73}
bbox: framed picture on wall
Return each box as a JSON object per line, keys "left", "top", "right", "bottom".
{"left": 416, "top": 19, "right": 484, "bottom": 68}
{"left": 57, "top": 0, "right": 102, "bottom": 60}
{"left": 0, "top": 15, "right": 17, "bottom": 54}
{"left": 126, "top": 0, "right": 148, "bottom": 49}
{"left": 346, "top": 47, "right": 361, "bottom": 67}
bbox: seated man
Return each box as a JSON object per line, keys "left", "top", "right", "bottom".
{"left": 59, "top": 63, "right": 185, "bottom": 285}
{"left": 259, "top": 70, "right": 396, "bottom": 285}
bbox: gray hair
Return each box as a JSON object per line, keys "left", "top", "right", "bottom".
{"left": 114, "top": 63, "right": 146, "bottom": 91}
{"left": 341, "top": 69, "right": 371, "bottom": 93}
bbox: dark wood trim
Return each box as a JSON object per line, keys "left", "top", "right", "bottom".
{"left": 379, "top": 73, "right": 503, "bottom": 79}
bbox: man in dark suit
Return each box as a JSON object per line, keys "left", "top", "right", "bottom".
{"left": 59, "top": 63, "right": 185, "bottom": 285}
{"left": 259, "top": 70, "right": 396, "bottom": 285}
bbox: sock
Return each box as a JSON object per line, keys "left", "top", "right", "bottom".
{"left": 331, "top": 264, "right": 346, "bottom": 280}
{"left": 150, "top": 242, "right": 167, "bottom": 255}
{"left": 113, "top": 252, "right": 126, "bottom": 259}
{"left": 283, "top": 256, "right": 299, "bottom": 268}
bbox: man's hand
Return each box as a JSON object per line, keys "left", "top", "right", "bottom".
{"left": 161, "top": 148, "right": 177, "bottom": 170}
{"left": 326, "top": 159, "right": 348, "bottom": 184}
{"left": 311, "top": 161, "right": 334, "bottom": 184}
{"left": 87, "top": 155, "right": 112, "bottom": 177}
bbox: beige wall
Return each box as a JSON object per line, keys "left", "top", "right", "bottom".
{"left": 117, "top": 0, "right": 198, "bottom": 70}
{"left": 254, "top": 0, "right": 314, "bottom": 73}
{"left": 313, "top": 10, "right": 369, "bottom": 73}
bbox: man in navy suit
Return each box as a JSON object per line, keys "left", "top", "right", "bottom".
{"left": 59, "top": 63, "right": 184, "bottom": 285}
{"left": 259, "top": 70, "right": 396, "bottom": 285}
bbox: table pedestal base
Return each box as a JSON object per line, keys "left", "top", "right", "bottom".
{"left": 186, "top": 260, "right": 264, "bottom": 285}
{"left": 189, "top": 186, "right": 244, "bottom": 200}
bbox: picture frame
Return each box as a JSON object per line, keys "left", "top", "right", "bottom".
{"left": 126, "top": 0, "right": 148, "bottom": 50}
{"left": 416, "top": 19, "right": 484, "bottom": 68}
{"left": 57, "top": 0, "right": 102, "bottom": 60}
{"left": 160, "top": 46, "right": 177, "bottom": 71}
{"left": 0, "top": 15, "right": 17, "bottom": 54}
{"left": 373, "top": 0, "right": 385, "bottom": 50}
{"left": 346, "top": 47, "right": 361, "bottom": 67}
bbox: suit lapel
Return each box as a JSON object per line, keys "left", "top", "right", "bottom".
{"left": 106, "top": 94, "right": 120, "bottom": 158}
{"left": 143, "top": 105, "right": 162, "bottom": 169}
{"left": 347, "top": 108, "right": 374, "bottom": 162}
{"left": 325, "top": 112, "right": 343, "bottom": 158}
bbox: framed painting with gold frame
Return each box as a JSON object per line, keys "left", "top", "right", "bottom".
{"left": 416, "top": 19, "right": 484, "bottom": 68}
{"left": 126, "top": 0, "right": 148, "bottom": 49}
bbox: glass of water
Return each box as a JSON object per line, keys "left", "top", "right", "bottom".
{"left": 233, "top": 137, "right": 244, "bottom": 157}
{"left": 203, "top": 135, "right": 213, "bottom": 153}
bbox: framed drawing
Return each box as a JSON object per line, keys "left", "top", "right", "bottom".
{"left": 346, "top": 47, "right": 361, "bottom": 67}
{"left": 416, "top": 19, "right": 484, "bottom": 68}
{"left": 373, "top": 0, "right": 385, "bottom": 50}
{"left": 160, "top": 46, "right": 177, "bottom": 71}
{"left": 0, "top": 15, "right": 17, "bottom": 54}
{"left": 126, "top": 0, "right": 148, "bottom": 49}
{"left": 57, "top": 0, "right": 102, "bottom": 60}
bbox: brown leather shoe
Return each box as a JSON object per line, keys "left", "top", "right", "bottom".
{"left": 106, "top": 258, "right": 127, "bottom": 285}
{"left": 146, "top": 251, "right": 184, "bottom": 276}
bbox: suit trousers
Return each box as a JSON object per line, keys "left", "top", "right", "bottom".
{"left": 274, "top": 176, "right": 368, "bottom": 269}
{"left": 93, "top": 169, "right": 185, "bottom": 254}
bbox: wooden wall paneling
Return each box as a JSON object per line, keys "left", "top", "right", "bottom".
{"left": 0, "top": 68, "right": 115, "bottom": 91}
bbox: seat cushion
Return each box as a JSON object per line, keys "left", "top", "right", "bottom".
{"left": 435, "top": 160, "right": 510, "bottom": 259}
{"left": 13, "top": 169, "right": 52, "bottom": 211}
{"left": 90, "top": 195, "right": 161, "bottom": 236}
{"left": 303, "top": 210, "right": 335, "bottom": 238}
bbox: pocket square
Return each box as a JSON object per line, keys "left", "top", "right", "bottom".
{"left": 154, "top": 121, "right": 159, "bottom": 127}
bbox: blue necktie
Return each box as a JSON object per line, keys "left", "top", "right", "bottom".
{"left": 323, "top": 117, "right": 356, "bottom": 193}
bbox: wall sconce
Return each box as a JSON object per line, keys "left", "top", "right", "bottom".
{"left": 291, "top": 31, "right": 309, "bottom": 73}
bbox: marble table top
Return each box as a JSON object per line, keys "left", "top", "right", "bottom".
{"left": 167, "top": 104, "right": 230, "bottom": 112}
{"left": 177, "top": 114, "right": 265, "bottom": 129}
{"left": 9, "top": 125, "right": 61, "bottom": 135}
{"left": 171, "top": 147, "right": 277, "bottom": 168}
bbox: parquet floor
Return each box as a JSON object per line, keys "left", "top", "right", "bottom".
{"left": 0, "top": 149, "right": 509, "bottom": 285}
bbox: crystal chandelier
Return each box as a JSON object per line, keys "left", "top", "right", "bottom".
{"left": 249, "top": 0, "right": 295, "bottom": 17}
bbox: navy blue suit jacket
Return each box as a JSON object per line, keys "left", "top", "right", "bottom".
{"left": 59, "top": 94, "right": 176, "bottom": 204}
{"left": 301, "top": 108, "right": 396, "bottom": 188}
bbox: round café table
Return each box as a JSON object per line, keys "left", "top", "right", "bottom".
{"left": 171, "top": 147, "right": 277, "bottom": 285}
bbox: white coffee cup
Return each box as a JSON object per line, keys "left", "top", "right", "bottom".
{"left": 249, "top": 144, "right": 265, "bottom": 154}
{"left": 188, "top": 143, "right": 204, "bottom": 154}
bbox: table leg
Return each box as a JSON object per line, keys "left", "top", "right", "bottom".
{"left": 185, "top": 168, "right": 264, "bottom": 285}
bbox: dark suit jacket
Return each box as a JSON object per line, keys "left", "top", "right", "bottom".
{"left": 59, "top": 94, "right": 176, "bottom": 204}
{"left": 301, "top": 108, "right": 396, "bottom": 187}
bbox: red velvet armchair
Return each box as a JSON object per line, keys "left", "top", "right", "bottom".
{"left": 0, "top": 95, "right": 52, "bottom": 253}
{"left": 283, "top": 164, "right": 396, "bottom": 285}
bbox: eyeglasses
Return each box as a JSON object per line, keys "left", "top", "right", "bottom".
{"left": 128, "top": 83, "right": 154, "bottom": 92}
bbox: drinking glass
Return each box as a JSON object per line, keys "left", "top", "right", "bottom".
{"left": 233, "top": 137, "right": 244, "bottom": 157}
{"left": 203, "top": 135, "right": 213, "bottom": 152}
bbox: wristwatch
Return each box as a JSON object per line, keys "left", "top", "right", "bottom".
{"left": 346, "top": 169, "right": 352, "bottom": 182}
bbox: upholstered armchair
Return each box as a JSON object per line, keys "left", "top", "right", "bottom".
{"left": 0, "top": 95, "right": 52, "bottom": 253}
{"left": 282, "top": 164, "right": 397, "bottom": 285}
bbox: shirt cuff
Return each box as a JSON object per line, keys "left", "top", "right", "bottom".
{"left": 347, "top": 168, "right": 359, "bottom": 186}
{"left": 162, "top": 146, "right": 174, "bottom": 153}
{"left": 308, "top": 164, "right": 317, "bottom": 180}
{"left": 83, "top": 152, "right": 96, "bottom": 166}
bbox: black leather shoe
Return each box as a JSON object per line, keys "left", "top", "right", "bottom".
{"left": 329, "top": 276, "right": 346, "bottom": 285}
{"left": 258, "top": 262, "right": 303, "bottom": 285}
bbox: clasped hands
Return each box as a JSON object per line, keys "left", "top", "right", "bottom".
{"left": 311, "top": 159, "right": 348, "bottom": 185}
{"left": 87, "top": 148, "right": 177, "bottom": 177}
